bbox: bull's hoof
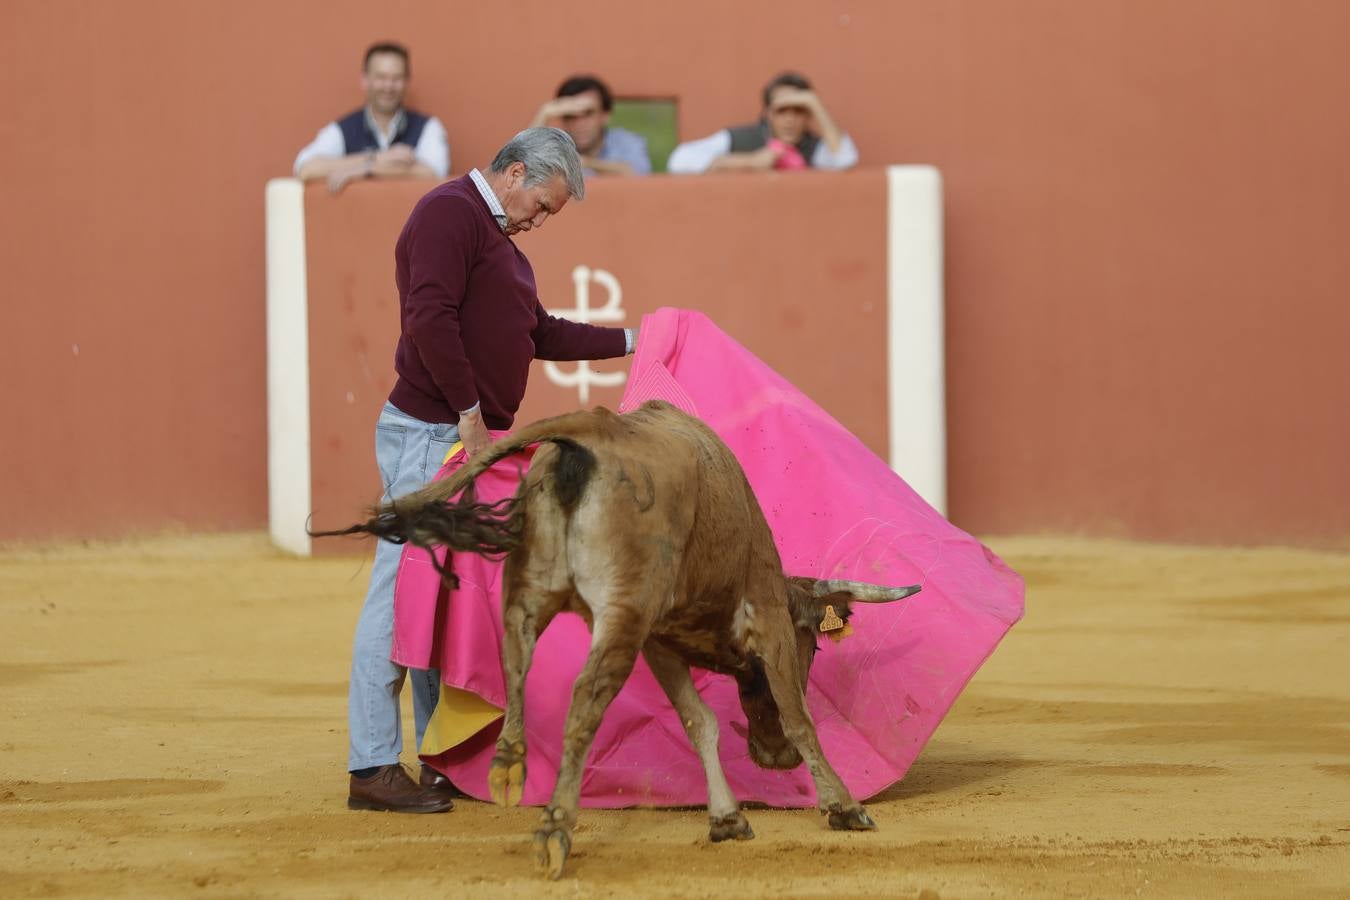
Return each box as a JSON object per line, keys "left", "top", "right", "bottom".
{"left": 533, "top": 826, "right": 571, "bottom": 880}
{"left": 826, "top": 804, "right": 877, "bottom": 831}
{"left": 709, "top": 810, "right": 755, "bottom": 842}
{"left": 488, "top": 741, "right": 526, "bottom": 808}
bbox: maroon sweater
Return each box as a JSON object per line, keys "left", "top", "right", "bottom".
{"left": 387, "top": 175, "right": 627, "bottom": 429}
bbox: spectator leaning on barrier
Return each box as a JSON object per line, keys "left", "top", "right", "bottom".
{"left": 344, "top": 127, "right": 637, "bottom": 814}
{"left": 530, "top": 74, "right": 651, "bottom": 176}
{"left": 294, "top": 42, "right": 450, "bottom": 193}
{"left": 667, "top": 71, "right": 858, "bottom": 174}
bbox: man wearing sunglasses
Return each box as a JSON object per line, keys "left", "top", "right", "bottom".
{"left": 668, "top": 71, "right": 858, "bottom": 174}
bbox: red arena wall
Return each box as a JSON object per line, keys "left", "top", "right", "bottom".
{"left": 294, "top": 174, "right": 896, "bottom": 553}
{"left": 3, "top": 0, "right": 1348, "bottom": 546}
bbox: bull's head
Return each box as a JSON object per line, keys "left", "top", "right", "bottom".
{"left": 785, "top": 577, "right": 922, "bottom": 678}
{"left": 739, "top": 577, "right": 921, "bottom": 770}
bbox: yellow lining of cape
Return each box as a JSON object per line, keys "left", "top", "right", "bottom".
{"left": 418, "top": 683, "right": 504, "bottom": 756}
{"left": 419, "top": 439, "right": 497, "bottom": 757}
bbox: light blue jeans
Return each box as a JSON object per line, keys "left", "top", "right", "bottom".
{"left": 348, "top": 401, "right": 460, "bottom": 771}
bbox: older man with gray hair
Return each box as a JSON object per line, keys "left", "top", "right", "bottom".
{"left": 345, "top": 127, "right": 637, "bottom": 813}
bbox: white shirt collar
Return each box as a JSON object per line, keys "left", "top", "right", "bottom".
{"left": 468, "top": 168, "right": 508, "bottom": 232}
{"left": 363, "top": 107, "right": 406, "bottom": 150}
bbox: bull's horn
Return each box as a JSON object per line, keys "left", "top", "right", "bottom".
{"left": 813, "top": 580, "right": 922, "bottom": 603}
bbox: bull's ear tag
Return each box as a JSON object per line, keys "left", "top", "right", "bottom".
{"left": 820, "top": 605, "right": 845, "bottom": 633}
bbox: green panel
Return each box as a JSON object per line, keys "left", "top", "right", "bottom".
{"left": 609, "top": 98, "right": 679, "bottom": 174}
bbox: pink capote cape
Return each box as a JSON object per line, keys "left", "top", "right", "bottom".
{"left": 393, "top": 307, "right": 1024, "bottom": 808}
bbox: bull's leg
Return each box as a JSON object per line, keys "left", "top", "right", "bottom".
{"left": 489, "top": 565, "right": 565, "bottom": 809}
{"left": 534, "top": 607, "right": 646, "bottom": 880}
{"left": 760, "top": 634, "right": 877, "bottom": 832}
{"left": 488, "top": 603, "right": 544, "bottom": 807}
{"left": 643, "top": 642, "right": 753, "bottom": 843}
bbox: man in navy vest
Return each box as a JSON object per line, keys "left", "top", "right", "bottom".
{"left": 667, "top": 71, "right": 858, "bottom": 174}
{"left": 294, "top": 42, "right": 449, "bottom": 194}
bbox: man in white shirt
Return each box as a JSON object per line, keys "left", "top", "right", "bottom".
{"left": 293, "top": 43, "right": 450, "bottom": 194}
{"left": 668, "top": 71, "right": 858, "bottom": 174}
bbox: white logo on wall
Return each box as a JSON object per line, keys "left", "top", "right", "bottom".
{"left": 545, "top": 265, "right": 627, "bottom": 405}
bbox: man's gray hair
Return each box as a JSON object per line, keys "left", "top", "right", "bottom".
{"left": 489, "top": 127, "right": 586, "bottom": 200}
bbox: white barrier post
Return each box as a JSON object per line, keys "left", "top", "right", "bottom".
{"left": 886, "top": 165, "right": 947, "bottom": 514}
{"left": 265, "top": 178, "right": 312, "bottom": 555}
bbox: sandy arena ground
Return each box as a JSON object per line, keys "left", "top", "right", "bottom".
{"left": 2, "top": 533, "right": 1348, "bottom": 898}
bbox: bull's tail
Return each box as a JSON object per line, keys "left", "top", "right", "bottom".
{"left": 309, "top": 408, "right": 606, "bottom": 581}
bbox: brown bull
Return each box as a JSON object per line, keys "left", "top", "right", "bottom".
{"left": 319, "top": 400, "right": 918, "bottom": 878}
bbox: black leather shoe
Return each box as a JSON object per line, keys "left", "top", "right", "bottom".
{"left": 348, "top": 764, "right": 454, "bottom": 813}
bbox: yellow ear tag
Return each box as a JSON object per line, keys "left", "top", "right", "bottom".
{"left": 819, "top": 605, "right": 845, "bottom": 633}
{"left": 826, "top": 622, "right": 854, "bottom": 643}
